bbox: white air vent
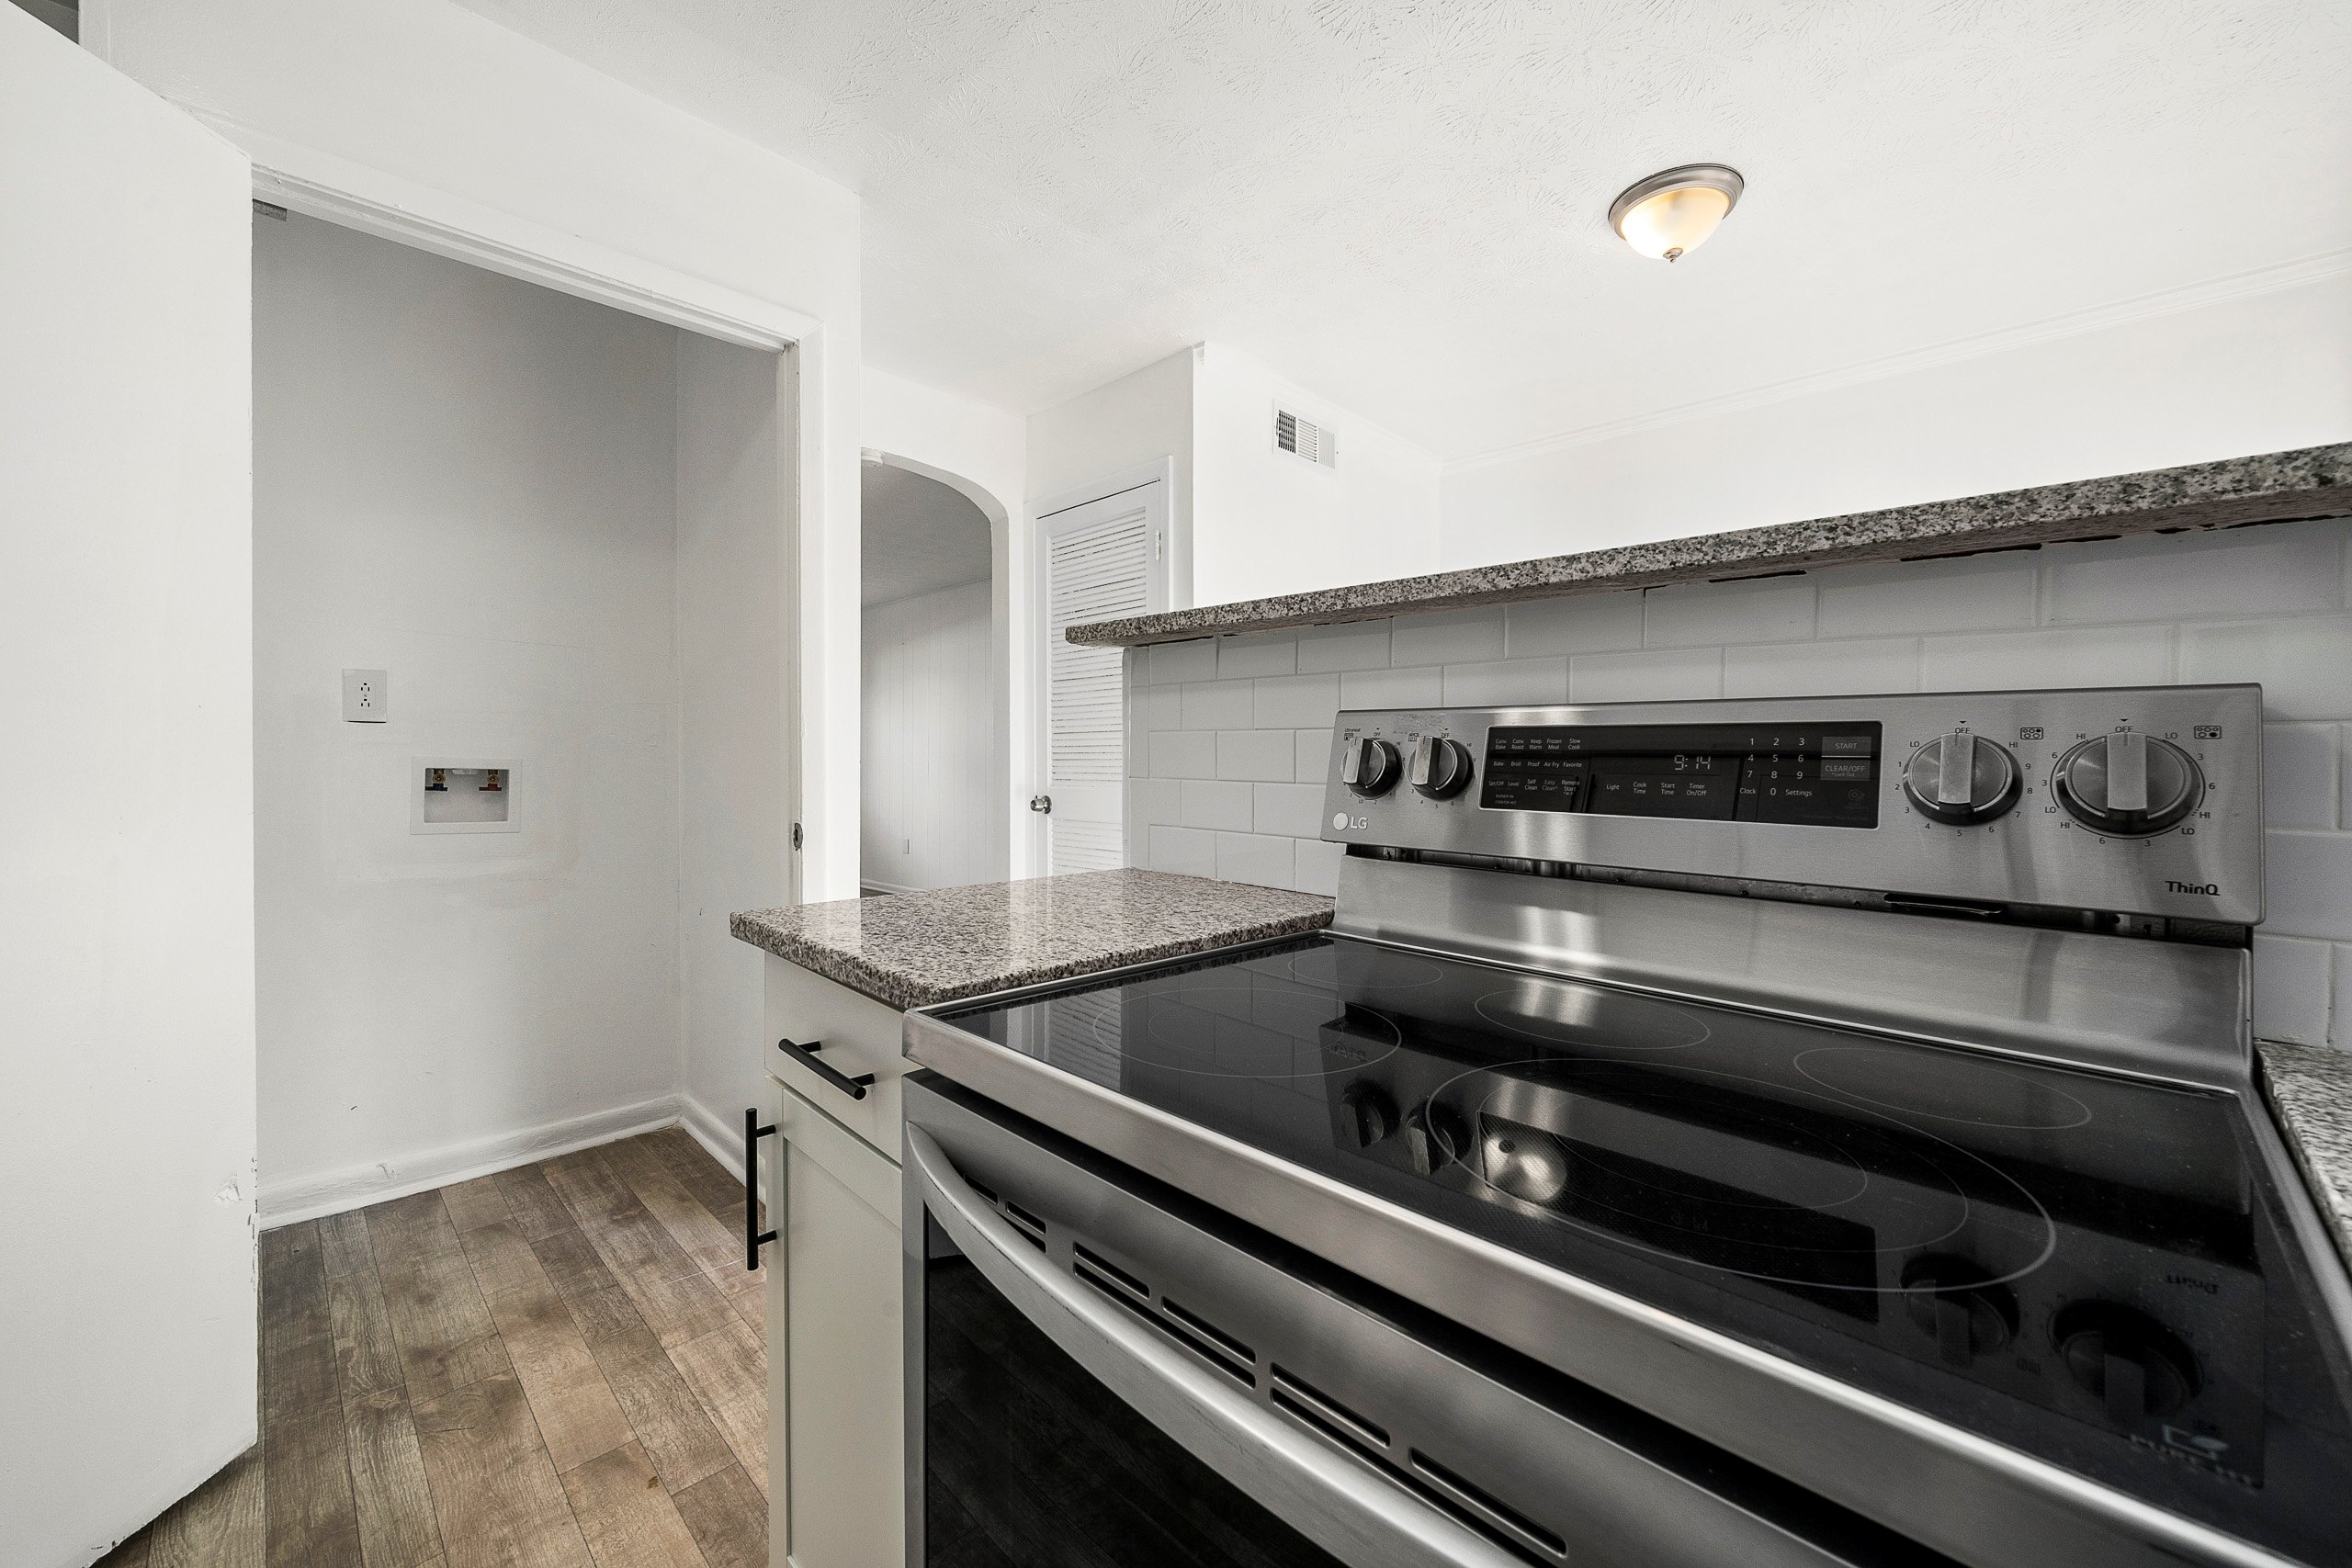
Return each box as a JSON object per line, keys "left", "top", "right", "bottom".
{"left": 1274, "top": 407, "right": 1337, "bottom": 468}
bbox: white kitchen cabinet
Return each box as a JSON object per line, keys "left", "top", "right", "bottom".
{"left": 763, "top": 953, "right": 920, "bottom": 1157}
{"left": 763, "top": 957, "right": 908, "bottom": 1568}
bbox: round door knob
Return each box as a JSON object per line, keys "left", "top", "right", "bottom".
{"left": 1341, "top": 737, "right": 1400, "bottom": 797}
{"left": 2052, "top": 1302, "right": 2199, "bottom": 1424}
{"left": 1901, "top": 730, "right": 2020, "bottom": 825}
{"left": 1900, "top": 1254, "right": 2018, "bottom": 1368}
{"left": 2053, "top": 732, "right": 2203, "bottom": 836}
{"left": 1410, "top": 737, "right": 1475, "bottom": 799}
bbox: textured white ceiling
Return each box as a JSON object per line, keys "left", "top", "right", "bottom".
{"left": 458, "top": 0, "right": 2351, "bottom": 461}
{"left": 863, "top": 461, "right": 991, "bottom": 605}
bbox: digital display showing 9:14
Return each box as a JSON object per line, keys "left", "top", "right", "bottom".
{"left": 1479, "top": 722, "right": 1883, "bottom": 829}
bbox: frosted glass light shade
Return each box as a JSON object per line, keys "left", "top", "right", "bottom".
{"left": 1609, "top": 165, "right": 1744, "bottom": 263}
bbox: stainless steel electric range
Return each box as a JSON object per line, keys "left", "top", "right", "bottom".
{"left": 899, "top": 684, "right": 2352, "bottom": 1568}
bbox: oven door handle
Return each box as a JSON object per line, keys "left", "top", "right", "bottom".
{"left": 906, "top": 1126, "right": 1523, "bottom": 1568}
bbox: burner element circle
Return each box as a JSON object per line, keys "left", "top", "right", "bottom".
{"left": 1793, "top": 1045, "right": 2094, "bottom": 1131}
{"left": 1280, "top": 944, "right": 1449, "bottom": 993}
{"left": 1473, "top": 977, "right": 1712, "bottom": 1052}
{"left": 1122, "top": 987, "right": 1403, "bottom": 1079}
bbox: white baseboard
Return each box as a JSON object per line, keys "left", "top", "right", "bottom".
{"left": 679, "top": 1092, "right": 748, "bottom": 1183}
{"left": 257, "top": 1094, "right": 684, "bottom": 1228}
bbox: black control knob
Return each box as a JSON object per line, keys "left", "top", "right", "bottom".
{"left": 2052, "top": 1302, "right": 2199, "bottom": 1425}
{"left": 1341, "top": 737, "right": 1400, "bottom": 797}
{"left": 1900, "top": 1255, "right": 2018, "bottom": 1368}
{"left": 1410, "top": 737, "right": 1475, "bottom": 799}
{"left": 2053, "top": 733, "right": 2203, "bottom": 836}
{"left": 1339, "top": 1082, "right": 1396, "bottom": 1149}
{"left": 1900, "top": 730, "right": 2020, "bottom": 825}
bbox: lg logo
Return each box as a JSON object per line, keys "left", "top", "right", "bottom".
{"left": 1332, "top": 811, "right": 1367, "bottom": 831}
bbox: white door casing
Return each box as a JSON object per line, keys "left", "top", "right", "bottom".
{"left": 1035, "top": 467, "right": 1171, "bottom": 875}
{"left": 0, "top": 12, "right": 256, "bottom": 1562}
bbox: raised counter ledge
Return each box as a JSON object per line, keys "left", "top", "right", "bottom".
{"left": 1069, "top": 442, "right": 2352, "bottom": 647}
{"left": 730, "top": 868, "right": 1334, "bottom": 1012}
{"left": 2259, "top": 1040, "right": 2352, "bottom": 1269}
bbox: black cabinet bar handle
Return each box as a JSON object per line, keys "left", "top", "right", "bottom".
{"left": 742, "top": 1107, "right": 777, "bottom": 1272}
{"left": 775, "top": 1036, "right": 876, "bottom": 1100}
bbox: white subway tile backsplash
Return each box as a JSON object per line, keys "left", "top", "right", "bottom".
{"left": 1218, "top": 729, "right": 1296, "bottom": 782}
{"left": 1294, "top": 837, "right": 1345, "bottom": 897}
{"left": 1724, "top": 638, "right": 1919, "bottom": 698}
{"left": 1341, "top": 666, "right": 1443, "bottom": 710}
{"left": 2046, "top": 522, "right": 2344, "bottom": 625}
{"left": 2265, "top": 723, "right": 2340, "bottom": 830}
{"left": 2268, "top": 830, "right": 2352, "bottom": 941}
{"left": 1295, "top": 621, "right": 1392, "bottom": 672}
{"left": 1570, "top": 647, "right": 1723, "bottom": 704}
{"left": 1148, "top": 638, "right": 1217, "bottom": 684}
{"left": 1181, "top": 679, "right": 1255, "bottom": 729}
{"left": 1443, "top": 657, "right": 1569, "bottom": 705}
{"left": 1254, "top": 782, "right": 1328, "bottom": 839}
{"left": 1216, "top": 633, "right": 1297, "bottom": 679}
{"left": 1133, "top": 777, "right": 1180, "bottom": 828}
{"left": 1149, "top": 730, "right": 1216, "bottom": 779}
{"left": 1505, "top": 592, "right": 1646, "bottom": 658}
{"left": 2335, "top": 951, "right": 2352, "bottom": 1050}
{"left": 2180, "top": 615, "right": 2352, "bottom": 720}
{"left": 1147, "top": 825, "right": 1216, "bottom": 877}
{"left": 1391, "top": 608, "right": 1505, "bottom": 667}
{"left": 1215, "top": 831, "right": 1295, "bottom": 889}
{"left": 1255, "top": 672, "right": 1343, "bottom": 728}
{"left": 1920, "top": 626, "right": 2172, "bottom": 693}
{"left": 2254, "top": 935, "right": 2334, "bottom": 1046}
{"left": 1644, "top": 576, "right": 1815, "bottom": 649}
{"left": 1142, "top": 684, "right": 1183, "bottom": 730}
{"left": 1296, "top": 728, "right": 1335, "bottom": 782}
{"left": 1815, "top": 558, "right": 2039, "bottom": 637}
{"left": 1179, "top": 779, "right": 1253, "bottom": 831}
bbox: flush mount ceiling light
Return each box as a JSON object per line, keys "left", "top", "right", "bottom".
{"left": 1609, "top": 164, "right": 1745, "bottom": 263}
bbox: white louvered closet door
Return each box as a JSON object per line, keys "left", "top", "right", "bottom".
{"left": 1039, "top": 475, "right": 1170, "bottom": 874}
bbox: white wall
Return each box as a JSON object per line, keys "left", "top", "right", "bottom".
{"left": 1192, "top": 342, "right": 1442, "bottom": 607}
{"left": 1030, "top": 347, "right": 1196, "bottom": 593}
{"left": 863, "top": 367, "right": 1029, "bottom": 879}
{"left": 1126, "top": 515, "right": 2352, "bottom": 1049}
{"left": 1442, "top": 275, "right": 2352, "bottom": 569}
{"left": 678, "top": 333, "right": 789, "bottom": 1158}
{"left": 95, "top": 0, "right": 867, "bottom": 899}
{"left": 254, "top": 214, "right": 687, "bottom": 1212}
{"left": 863, "top": 581, "right": 1001, "bottom": 891}
{"left": 1, "top": 11, "right": 256, "bottom": 1561}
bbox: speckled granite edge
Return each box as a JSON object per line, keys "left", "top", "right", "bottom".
{"left": 731, "top": 868, "right": 1336, "bottom": 1011}
{"left": 2257, "top": 1039, "right": 2352, "bottom": 1269}
{"left": 1072, "top": 443, "right": 2352, "bottom": 647}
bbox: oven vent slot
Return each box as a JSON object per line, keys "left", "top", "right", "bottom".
{"left": 1077, "top": 1271, "right": 1256, "bottom": 1388}
{"left": 965, "top": 1178, "right": 1000, "bottom": 1206}
{"left": 1159, "top": 1297, "right": 1257, "bottom": 1375}
{"left": 1269, "top": 1367, "right": 1390, "bottom": 1450}
{"left": 1001, "top": 1201, "right": 1047, "bottom": 1249}
{"left": 1071, "top": 1243, "right": 1149, "bottom": 1302}
{"left": 1410, "top": 1450, "right": 1569, "bottom": 1562}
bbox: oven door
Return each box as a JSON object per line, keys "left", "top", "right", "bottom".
{"left": 903, "top": 1074, "right": 1896, "bottom": 1568}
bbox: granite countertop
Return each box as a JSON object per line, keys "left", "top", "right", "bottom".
{"left": 2258, "top": 1040, "right": 2352, "bottom": 1268}
{"left": 730, "top": 868, "right": 1335, "bottom": 1011}
{"left": 1070, "top": 443, "right": 2352, "bottom": 647}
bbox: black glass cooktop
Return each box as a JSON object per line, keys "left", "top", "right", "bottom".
{"left": 940, "top": 934, "right": 2352, "bottom": 1562}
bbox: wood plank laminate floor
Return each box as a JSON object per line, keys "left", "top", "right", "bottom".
{"left": 96, "top": 1129, "right": 768, "bottom": 1568}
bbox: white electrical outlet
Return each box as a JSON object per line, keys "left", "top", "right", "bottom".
{"left": 343, "top": 669, "right": 388, "bottom": 722}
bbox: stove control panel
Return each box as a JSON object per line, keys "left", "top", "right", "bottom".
{"left": 1321, "top": 684, "right": 2265, "bottom": 925}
